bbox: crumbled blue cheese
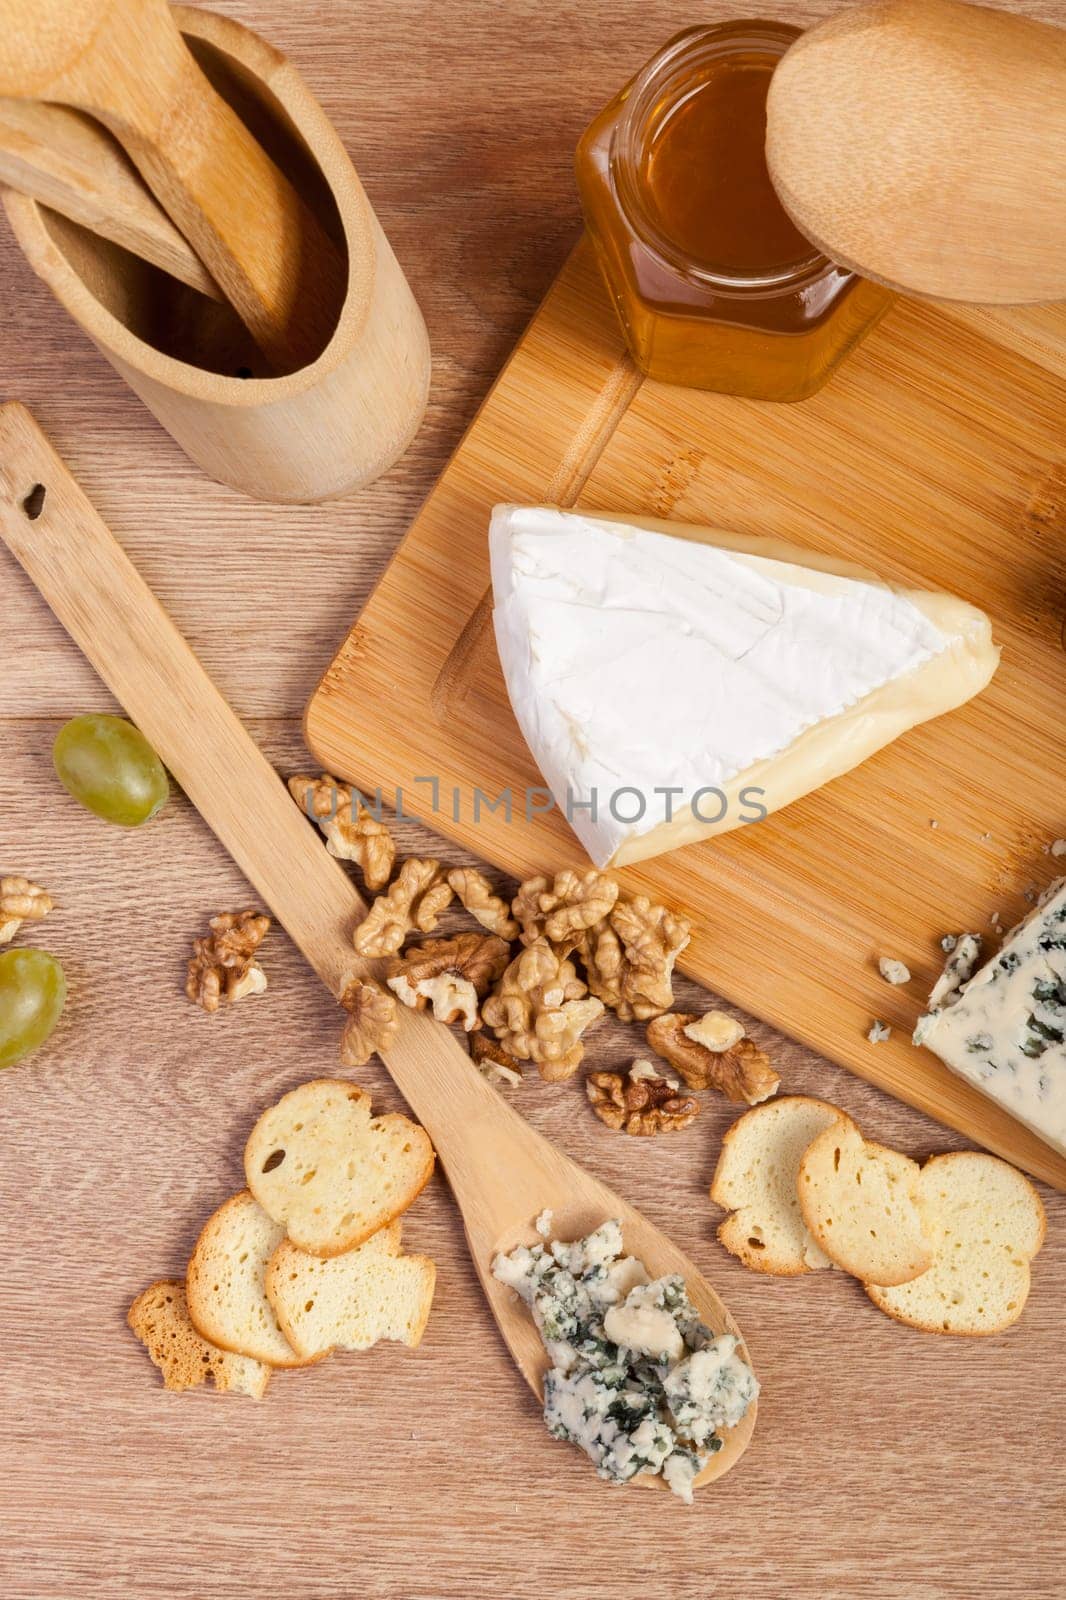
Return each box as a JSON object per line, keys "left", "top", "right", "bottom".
{"left": 868, "top": 1020, "right": 891, "bottom": 1043}
{"left": 492, "top": 1220, "right": 758, "bottom": 1503}
{"left": 878, "top": 957, "right": 911, "bottom": 986}
{"left": 915, "top": 881, "right": 1066, "bottom": 1157}
{"left": 662, "top": 1338, "right": 760, "bottom": 1446}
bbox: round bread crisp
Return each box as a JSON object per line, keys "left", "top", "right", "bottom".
{"left": 265, "top": 1220, "right": 436, "bottom": 1361}
{"left": 710, "top": 1096, "right": 855, "bottom": 1275}
{"left": 186, "top": 1191, "right": 320, "bottom": 1368}
{"left": 244, "top": 1078, "right": 435, "bottom": 1257}
{"left": 867, "top": 1152, "right": 1046, "bottom": 1336}
{"left": 798, "top": 1122, "right": 934, "bottom": 1286}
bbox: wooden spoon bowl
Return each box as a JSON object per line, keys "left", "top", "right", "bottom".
{"left": 766, "top": 0, "right": 1066, "bottom": 305}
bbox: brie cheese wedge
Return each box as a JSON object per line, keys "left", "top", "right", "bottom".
{"left": 490, "top": 505, "right": 998, "bottom": 868}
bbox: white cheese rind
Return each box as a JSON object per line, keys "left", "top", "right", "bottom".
{"left": 490, "top": 505, "right": 999, "bottom": 868}
{"left": 916, "top": 881, "right": 1066, "bottom": 1158}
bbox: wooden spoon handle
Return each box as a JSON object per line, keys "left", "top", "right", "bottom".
{"left": 0, "top": 401, "right": 511, "bottom": 1169}
{"left": 0, "top": 401, "right": 358, "bottom": 995}
{"left": 0, "top": 98, "right": 222, "bottom": 300}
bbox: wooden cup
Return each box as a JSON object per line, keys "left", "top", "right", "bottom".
{"left": 1, "top": 6, "right": 431, "bottom": 502}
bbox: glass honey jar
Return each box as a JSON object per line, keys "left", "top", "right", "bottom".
{"left": 575, "top": 21, "right": 895, "bottom": 401}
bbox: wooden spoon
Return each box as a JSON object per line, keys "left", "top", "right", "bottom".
{"left": 0, "top": 99, "right": 222, "bottom": 300}
{"left": 766, "top": 0, "right": 1066, "bottom": 305}
{"left": 0, "top": 400, "right": 757, "bottom": 1495}
{"left": 0, "top": 0, "right": 345, "bottom": 364}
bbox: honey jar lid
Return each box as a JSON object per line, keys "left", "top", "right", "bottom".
{"left": 764, "top": 0, "right": 1066, "bottom": 306}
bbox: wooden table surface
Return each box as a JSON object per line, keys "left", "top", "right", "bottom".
{"left": 2, "top": 3, "right": 1064, "bottom": 1596}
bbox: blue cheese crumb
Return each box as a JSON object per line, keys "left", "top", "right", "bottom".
{"left": 492, "top": 1220, "right": 758, "bottom": 1503}
{"left": 868, "top": 1020, "right": 892, "bottom": 1044}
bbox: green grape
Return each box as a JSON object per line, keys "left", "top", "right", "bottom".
{"left": 0, "top": 949, "right": 67, "bottom": 1068}
{"left": 53, "top": 714, "right": 169, "bottom": 827}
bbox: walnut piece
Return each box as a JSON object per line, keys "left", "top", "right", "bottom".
{"left": 338, "top": 977, "right": 400, "bottom": 1066}
{"left": 481, "top": 938, "right": 604, "bottom": 1082}
{"left": 629, "top": 1056, "right": 679, "bottom": 1090}
{"left": 580, "top": 895, "right": 690, "bottom": 1021}
{"left": 386, "top": 932, "right": 510, "bottom": 1030}
{"left": 470, "top": 1032, "right": 523, "bottom": 1088}
{"left": 353, "top": 859, "right": 454, "bottom": 958}
{"left": 447, "top": 867, "right": 520, "bottom": 940}
{"left": 646, "top": 1014, "right": 779, "bottom": 1104}
{"left": 288, "top": 773, "right": 395, "bottom": 891}
{"left": 0, "top": 876, "right": 53, "bottom": 944}
{"left": 683, "top": 1010, "right": 745, "bottom": 1053}
{"left": 512, "top": 869, "right": 619, "bottom": 953}
{"left": 586, "top": 1061, "right": 699, "bottom": 1136}
{"left": 186, "top": 910, "right": 270, "bottom": 1014}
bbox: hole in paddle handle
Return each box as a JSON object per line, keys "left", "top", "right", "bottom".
{"left": 21, "top": 483, "right": 46, "bottom": 520}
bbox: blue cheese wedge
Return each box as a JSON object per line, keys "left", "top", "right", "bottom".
{"left": 490, "top": 506, "right": 998, "bottom": 868}
{"left": 492, "top": 1219, "right": 758, "bottom": 1503}
{"left": 915, "top": 881, "right": 1066, "bottom": 1157}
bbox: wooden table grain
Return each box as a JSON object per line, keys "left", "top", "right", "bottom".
{"left": 1, "top": 4, "right": 1064, "bottom": 1597}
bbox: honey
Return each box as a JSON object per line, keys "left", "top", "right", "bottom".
{"left": 576, "top": 22, "right": 894, "bottom": 400}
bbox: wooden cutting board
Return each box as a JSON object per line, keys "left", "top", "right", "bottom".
{"left": 306, "top": 235, "right": 1066, "bottom": 1189}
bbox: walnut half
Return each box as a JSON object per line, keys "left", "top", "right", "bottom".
{"left": 353, "top": 859, "right": 454, "bottom": 958}
{"left": 288, "top": 773, "right": 395, "bottom": 890}
{"left": 512, "top": 869, "right": 618, "bottom": 953}
{"left": 339, "top": 978, "right": 400, "bottom": 1066}
{"left": 447, "top": 867, "right": 519, "bottom": 940}
{"left": 586, "top": 1061, "right": 699, "bottom": 1136}
{"left": 387, "top": 932, "right": 510, "bottom": 1030}
{"left": 186, "top": 910, "right": 270, "bottom": 1014}
{"left": 646, "top": 1014, "right": 779, "bottom": 1104}
{"left": 0, "top": 876, "right": 53, "bottom": 944}
{"left": 578, "top": 894, "right": 691, "bottom": 1022}
{"left": 481, "top": 938, "right": 605, "bottom": 1082}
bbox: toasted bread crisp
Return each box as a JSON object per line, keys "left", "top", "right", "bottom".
{"left": 186, "top": 1191, "right": 319, "bottom": 1368}
{"left": 128, "top": 1278, "right": 271, "bottom": 1399}
{"left": 798, "top": 1123, "right": 935, "bottom": 1286}
{"left": 266, "top": 1220, "right": 436, "bottom": 1360}
{"left": 711, "top": 1096, "right": 853, "bottom": 1274}
{"left": 244, "top": 1079, "right": 435, "bottom": 1257}
{"left": 867, "top": 1152, "right": 1045, "bottom": 1335}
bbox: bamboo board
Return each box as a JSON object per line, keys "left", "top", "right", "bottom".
{"left": 306, "top": 235, "right": 1066, "bottom": 1189}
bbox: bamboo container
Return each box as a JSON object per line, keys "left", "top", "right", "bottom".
{"left": 1, "top": 6, "right": 431, "bottom": 502}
